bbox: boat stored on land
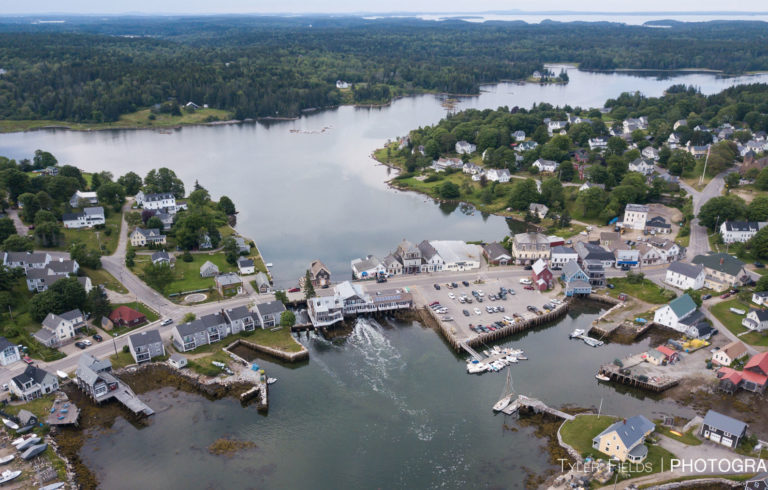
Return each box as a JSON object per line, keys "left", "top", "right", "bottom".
{"left": 2, "top": 418, "right": 19, "bottom": 430}
{"left": 21, "top": 443, "right": 47, "bottom": 460}
{"left": 0, "top": 469, "right": 21, "bottom": 484}
{"left": 0, "top": 455, "right": 14, "bottom": 465}
{"left": 16, "top": 436, "right": 41, "bottom": 451}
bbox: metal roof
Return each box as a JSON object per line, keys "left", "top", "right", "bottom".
{"left": 702, "top": 410, "right": 747, "bottom": 436}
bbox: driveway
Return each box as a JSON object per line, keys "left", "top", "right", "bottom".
{"left": 7, "top": 208, "right": 29, "bottom": 236}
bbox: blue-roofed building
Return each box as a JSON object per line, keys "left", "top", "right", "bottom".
{"left": 591, "top": 415, "right": 655, "bottom": 462}
{"left": 700, "top": 410, "right": 748, "bottom": 448}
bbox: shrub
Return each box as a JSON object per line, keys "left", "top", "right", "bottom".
{"left": 122, "top": 345, "right": 129, "bottom": 353}
{"left": 182, "top": 251, "right": 193, "bottom": 262}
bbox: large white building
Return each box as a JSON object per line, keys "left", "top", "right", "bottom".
{"left": 135, "top": 191, "right": 177, "bottom": 211}
{"left": 623, "top": 204, "right": 649, "bottom": 231}
{"left": 351, "top": 255, "right": 386, "bottom": 280}
{"left": 653, "top": 294, "right": 699, "bottom": 333}
{"left": 62, "top": 206, "right": 106, "bottom": 229}
{"left": 665, "top": 261, "right": 706, "bottom": 290}
{"left": 307, "top": 281, "right": 412, "bottom": 327}
{"left": 719, "top": 221, "right": 765, "bottom": 244}
{"left": 549, "top": 246, "right": 578, "bottom": 270}
{"left": 428, "top": 241, "right": 482, "bottom": 272}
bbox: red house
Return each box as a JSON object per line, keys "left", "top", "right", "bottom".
{"left": 109, "top": 306, "right": 147, "bottom": 327}
{"left": 531, "top": 258, "right": 553, "bottom": 291}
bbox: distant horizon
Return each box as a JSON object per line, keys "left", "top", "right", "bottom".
{"left": 4, "top": 8, "right": 768, "bottom": 17}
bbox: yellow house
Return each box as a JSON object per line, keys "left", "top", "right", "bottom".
{"left": 591, "top": 415, "right": 655, "bottom": 462}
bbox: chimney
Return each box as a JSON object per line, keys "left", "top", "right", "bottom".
{"left": 720, "top": 258, "right": 724, "bottom": 265}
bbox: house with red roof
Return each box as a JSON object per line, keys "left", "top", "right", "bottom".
{"left": 109, "top": 306, "right": 147, "bottom": 327}
{"left": 717, "top": 352, "right": 768, "bottom": 394}
{"left": 531, "top": 258, "right": 553, "bottom": 291}
{"left": 645, "top": 345, "right": 680, "bottom": 366}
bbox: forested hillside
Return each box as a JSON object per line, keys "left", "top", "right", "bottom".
{"left": 1, "top": 16, "right": 768, "bottom": 123}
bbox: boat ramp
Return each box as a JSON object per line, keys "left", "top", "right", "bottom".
{"left": 500, "top": 395, "right": 575, "bottom": 420}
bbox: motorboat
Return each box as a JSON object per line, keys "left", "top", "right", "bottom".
{"left": 267, "top": 378, "right": 277, "bottom": 385}
{"left": 467, "top": 363, "right": 487, "bottom": 374}
{"left": 16, "top": 436, "right": 41, "bottom": 451}
{"left": 0, "top": 454, "right": 14, "bottom": 465}
{"left": 0, "top": 470, "right": 21, "bottom": 484}
{"left": 492, "top": 361, "right": 506, "bottom": 370}
{"left": 21, "top": 443, "right": 47, "bottom": 460}
{"left": 505, "top": 356, "right": 518, "bottom": 364}
{"left": 483, "top": 350, "right": 490, "bottom": 356}
{"left": 1, "top": 418, "right": 19, "bottom": 430}
{"left": 595, "top": 373, "right": 611, "bottom": 382}
{"left": 569, "top": 329, "right": 585, "bottom": 338}
{"left": 492, "top": 346, "right": 501, "bottom": 353}
{"left": 516, "top": 355, "right": 528, "bottom": 361}
{"left": 15, "top": 425, "right": 34, "bottom": 434}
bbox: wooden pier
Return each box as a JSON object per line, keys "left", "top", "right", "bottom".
{"left": 501, "top": 395, "right": 575, "bottom": 420}
{"left": 598, "top": 362, "right": 678, "bottom": 393}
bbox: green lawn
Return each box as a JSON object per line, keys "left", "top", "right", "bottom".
{"left": 241, "top": 327, "right": 304, "bottom": 353}
{"left": 605, "top": 278, "right": 677, "bottom": 304}
{"left": 4, "top": 394, "right": 56, "bottom": 421}
{"left": 109, "top": 350, "right": 137, "bottom": 369}
{"left": 134, "top": 252, "right": 237, "bottom": 296}
{"left": 0, "top": 107, "right": 232, "bottom": 133}
{"left": 82, "top": 267, "right": 128, "bottom": 293}
{"left": 60, "top": 208, "right": 122, "bottom": 254}
{"left": 561, "top": 415, "right": 676, "bottom": 481}
{"left": 391, "top": 171, "right": 513, "bottom": 214}
{"left": 655, "top": 425, "right": 702, "bottom": 446}
{"left": 560, "top": 414, "right": 617, "bottom": 455}
{"left": 0, "top": 281, "right": 66, "bottom": 361}
{"left": 108, "top": 301, "right": 159, "bottom": 337}
{"left": 710, "top": 298, "right": 768, "bottom": 346}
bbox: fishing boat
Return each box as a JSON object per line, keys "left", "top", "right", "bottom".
{"left": 21, "top": 443, "right": 47, "bottom": 460}
{"left": 569, "top": 329, "right": 585, "bottom": 338}
{"left": 267, "top": 378, "right": 277, "bottom": 385}
{"left": 0, "top": 455, "right": 14, "bottom": 465}
{"left": 0, "top": 470, "right": 21, "bottom": 484}
{"left": 493, "top": 369, "right": 515, "bottom": 412}
{"left": 16, "top": 436, "right": 41, "bottom": 451}
{"left": 595, "top": 372, "right": 611, "bottom": 382}
{"left": 2, "top": 418, "right": 19, "bottom": 430}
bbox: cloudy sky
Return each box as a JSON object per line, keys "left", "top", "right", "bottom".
{"left": 5, "top": 1, "right": 767, "bottom": 15}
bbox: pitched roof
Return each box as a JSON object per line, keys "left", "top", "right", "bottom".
{"left": 12, "top": 364, "right": 54, "bottom": 387}
{"left": 667, "top": 261, "right": 704, "bottom": 279}
{"left": 551, "top": 246, "right": 577, "bottom": 255}
{"left": 721, "top": 340, "right": 748, "bottom": 360}
{"left": 595, "top": 415, "right": 654, "bottom": 449}
{"left": 722, "top": 221, "right": 760, "bottom": 232}
{"left": 483, "top": 242, "right": 510, "bottom": 259}
{"left": 749, "top": 308, "right": 768, "bottom": 322}
{"left": 656, "top": 345, "right": 677, "bottom": 358}
{"left": 702, "top": 410, "right": 747, "bottom": 436}
{"left": 215, "top": 272, "right": 242, "bottom": 286}
{"left": 745, "top": 352, "right": 768, "bottom": 375}
{"left": 129, "top": 329, "right": 162, "bottom": 348}
{"left": 255, "top": 300, "right": 286, "bottom": 316}
{"left": 692, "top": 253, "right": 746, "bottom": 277}
{"left": 109, "top": 306, "right": 146, "bottom": 324}
{"left": 531, "top": 258, "right": 548, "bottom": 275}
{"left": 224, "top": 305, "right": 252, "bottom": 322}
{"left": 417, "top": 240, "right": 440, "bottom": 260}
{"left": 200, "top": 260, "right": 219, "bottom": 272}
{"left": 625, "top": 203, "right": 649, "bottom": 213}
{"left": 668, "top": 294, "right": 697, "bottom": 318}
{"left": 152, "top": 251, "right": 170, "bottom": 262}
{"left": 0, "top": 336, "right": 15, "bottom": 351}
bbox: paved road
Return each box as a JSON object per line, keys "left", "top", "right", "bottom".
{"left": 7, "top": 208, "right": 29, "bottom": 236}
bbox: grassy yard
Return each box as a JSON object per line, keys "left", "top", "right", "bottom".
{"left": 0, "top": 107, "right": 232, "bottom": 133}
{"left": 560, "top": 415, "right": 676, "bottom": 481}
{"left": 710, "top": 298, "right": 768, "bottom": 346}
{"left": 681, "top": 160, "right": 715, "bottom": 191}
{"left": 60, "top": 208, "right": 122, "bottom": 254}
{"left": 107, "top": 301, "right": 159, "bottom": 337}
{"left": 241, "top": 327, "right": 304, "bottom": 353}
{"left": 655, "top": 425, "right": 702, "bottom": 446}
{"left": 605, "top": 277, "right": 677, "bottom": 304}
{"left": 134, "top": 251, "right": 237, "bottom": 296}
{"left": 82, "top": 267, "right": 128, "bottom": 293}
{"left": 560, "top": 414, "right": 617, "bottom": 456}
{"left": 4, "top": 394, "right": 56, "bottom": 421}
{"left": 0, "top": 281, "right": 66, "bottom": 361}
{"left": 109, "top": 350, "right": 138, "bottom": 369}
{"left": 391, "top": 170, "right": 513, "bottom": 214}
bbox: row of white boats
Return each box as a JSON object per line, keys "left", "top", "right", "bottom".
{"left": 0, "top": 418, "right": 58, "bottom": 486}
{"left": 466, "top": 346, "right": 528, "bottom": 374}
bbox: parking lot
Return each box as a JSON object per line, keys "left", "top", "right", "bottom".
{"left": 414, "top": 275, "right": 564, "bottom": 341}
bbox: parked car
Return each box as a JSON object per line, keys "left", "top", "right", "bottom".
{"left": 451, "top": 283, "right": 459, "bottom": 288}
{"left": 474, "top": 308, "right": 481, "bottom": 315}
{"left": 523, "top": 265, "right": 532, "bottom": 270}
{"left": 702, "top": 294, "right": 712, "bottom": 300}
{"left": 429, "top": 301, "right": 440, "bottom": 306}
{"left": 756, "top": 262, "right": 765, "bottom": 268}
{"left": 720, "top": 293, "right": 731, "bottom": 299}
{"left": 92, "top": 334, "right": 103, "bottom": 342}
{"left": 161, "top": 318, "right": 173, "bottom": 326}
{"left": 519, "top": 278, "right": 532, "bottom": 285}
{"left": 288, "top": 287, "right": 301, "bottom": 293}
{"left": 75, "top": 341, "right": 87, "bottom": 350}
{"left": 433, "top": 284, "right": 441, "bottom": 290}
{"left": 22, "top": 356, "right": 33, "bottom": 364}
{"left": 463, "top": 310, "right": 470, "bottom": 317}
{"left": 82, "top": 339, "right": 92, "bottom": 346}
{"left": 462, "top": 281, "right": 470, "bottom": 287}
{"left": 523, "top": 285, "right": 534, "bottom": 290}
{"left": 448, "top": 293, "right": 456, "bottom": 300}
{"left": 607, "top": 283, "right": 615, "bottom": 289}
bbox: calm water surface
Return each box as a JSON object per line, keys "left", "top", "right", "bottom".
{"left": 80, "top": 307, "right": 690, "bottom": 489}
{"left": 1, "top": 67, "right": 767, "bottom": 286}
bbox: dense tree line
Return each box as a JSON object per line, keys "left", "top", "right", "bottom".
{"left": 1, "top": 17, "right": 768, "bottom": 122}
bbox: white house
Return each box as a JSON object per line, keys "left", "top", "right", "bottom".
{"left": 649, "top": 239, "right": 684, "bottom": 263}
{"left": 351, "top": 255, "right": 386, "bottom": 279}
{"left": 0, "top": 336, "right": 20, "bottom": 366}
{"left": 10, "top": 365, "right": 59, "bottom": 402}
{"left": 579, "top": 181, "right": 605, "bottom": 192}
{"left": 529, "top": 203, "right": 549, "bottom": 219}
{"left": 628, "top": 158, "right": 655, "bottom": 176}
{"left": 335, "top": 80, "right": 350, "bottom": 89}
{"left": 642, "top": 147, "right": 660, "bottom": 161}
{"left": 429, "top": 241, "right": 481, "bottom": 271}
{"left": 623, "top": 204, "right": 649, "bottom": 231}
{"left": 34, "top": 309, "right": 85, "bottom": 347}
{"left": 665, "top": 261, "right": 706, "bottom": 290}
{"left": 667, "top": 133, "right": 681, "bottom": 149}
{"left": 486, "top": 168, "right": 510, "bottom": 182}
{"left": 512, "top": 130, "right": 526, "bottom": 142}
{"left": 135, "top": 191, "right": 176, "bottom": 211}
{"left": 653, "top": 294, "right": 697, "bottom": 332}
{"left": 719, "top": 221, "right": 765, "bottom": 244}
{"left": 129, "top": 227, "right": 167, "bottom": 247}
{"left": 713, "top": 341, "right": 748, "bottom": 366}
{"left": 432, "top": 157, "right": 463, "bottom": 172}
{"left": 549, "top": 246, "right": 578, "bottom": 270}
{"left": 613, "top": 246, "right": 640, "bottom": 269}
{"left": 588, "top": 137, "right": 608, "bottom": 151}
{"left": 418, "top": 241, "right": 445, "bottom": 273}
{"left": 455, "top": 141, "right": 476, "bottom": 154}
{"left": 752, "top": 291, "right": 768, "bottom": 306}
{"left": 62, "top": 206, "right": 105, "bottom": 229}
{"left": 69, "top": 190, "right": 98, "bottom": 208}
{"left": 532, "top": 159, "right": 559, "bottom": 173}
{"left": 237, "top": 258, "right": 256, "bottom": 275}
{"left": 743, "top": 309, "right": 768, "bottom": 332}
{"left": 547, "top": 120, "right": 567, "bottom": 133}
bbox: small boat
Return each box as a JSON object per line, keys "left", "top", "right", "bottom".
{"left": 505, "top": 356, "right": 518, "bottom": 364}
{"left": 493, "top": 394, "right": 514, "bottom": 412}
{"left": 0, "top": 454, "right": 14, "bottom": 465}
{"left": 2, "top": 418, "right": 19, "bottom": 430}
{"left": 41, "top": 483, "right": 66, "bottom": 490}
{"left": 595, "top": 373, "right": 611, "bottom": 382}
{"left": 16, "top": 436, "right": 41, "bottom": 451}
{"left": 50, "top": 407, "right": 56, "bottom": 414}
{"left": 15, "top": 425, "right": 34, "bottom": 434}
{"left": 516, "top": 355, "right": 528, "bottom": 361}
{"left": 493, "top": 369, "right": 515, "bottom": 412}
{"left": 21, "top": 443, "right": 47, "bottom": 460}
{"left": 483, "top": 350, "right": 490, "bottom": 356}
{"left": 0, "top": 470, "right": 21, "bottom": 484}
{"left": 56, "top": 370, "right": 69, "bottom": 379}
{"left": 267, "top": 378, "right": 277, "bottom": 385}
{"left": 569, "top": 329, "right": 585, "bottom": 338}
{"left": 265, "top": 263, "right": 273, "bottom": 267}
{"left": 492, "top": 346, "right": 501, "bottom": 353}
{"left": 467, "top": 363, "right": 487, "bottom": 374}
{"left": 212, "top": 361, "right": 226, "bottom": 368}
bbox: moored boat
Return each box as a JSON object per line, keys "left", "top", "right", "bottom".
{"left": 595, "top": 372, "right": 611, "bottom": 382}
{"left": 493, "top": 394, "right": 514, "bottom": 412}
{"left": 267, "top": 378, "right": 277, "bottom": 384}
{"left": 569, "top": 329, "right": 585, "bottom": 338}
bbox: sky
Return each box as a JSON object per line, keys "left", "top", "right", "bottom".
{"left": 4, "top": 1, "right": 767, "bottom": 15}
